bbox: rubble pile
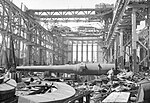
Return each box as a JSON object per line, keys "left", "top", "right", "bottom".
{"left": 15, "top": 69, "right": 150, "bottom": 103}
{"left": 87, "top": 69, "right": 150, "bottom": 103}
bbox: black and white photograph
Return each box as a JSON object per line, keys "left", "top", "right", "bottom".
{"left": 0, "top": 0, "right": 149, "bottom": 103}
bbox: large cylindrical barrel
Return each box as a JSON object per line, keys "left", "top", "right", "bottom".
{"left": 16, "top": 63, "right": 115, "bottom": 75}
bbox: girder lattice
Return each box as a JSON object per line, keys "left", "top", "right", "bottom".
{"left": 27, "top": 7, "right": 113, "bottom": 23}
{"left": 0, "top": 0, "right": 67, "bottom": 65}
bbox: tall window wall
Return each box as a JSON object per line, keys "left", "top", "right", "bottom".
{"left": 72, "top": 41, "right": 98, "bottom": 63}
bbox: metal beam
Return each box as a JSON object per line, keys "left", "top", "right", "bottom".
{"left": 76, "top": 41, "right": 78, "bottom": 63}
{"left": 27, "top": 8, "right": 113, "bottom": 22}
{"left": 106, "top": 0, "right": 130, "bottom": 42}
{"left": 34, "top": 15, "right": 96, "bottom": 18}
{"left": 63, "top": 35, "right": 102, "bottom": 37}
{"left": 38, "top": 19, "right": 101, "bottom": 22}
{"left": 81, "top": 41, "right": 83, "bottom": 62}
{"left": 0, "top": 0, "right": 67, "bottom": 65}
{"left": 120, "top": 29, "right": 124, "bottom": 69}
{"left": 132, "top": 8, "right": 138, "bottom": 72}
{"left": 66, "top": 38, "right": 102, "bottom": 41}
{"left": 86, "top": 42, "right": 88, "bottom": 62}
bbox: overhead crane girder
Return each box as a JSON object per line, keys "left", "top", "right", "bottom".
{"left": 26, "top": 7, "right": 114, "bottom": 22}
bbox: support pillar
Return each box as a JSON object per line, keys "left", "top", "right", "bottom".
{"left": 27, "top": 45, "right": 32, "bottom": 65}
{"left": 39, "top": 49, "right": 42, "bottom": 65}
{"left": 91, "top": 41, "right": 93, "bottom": 62}
{"left": 124, "top": 46, "right": 126, "bottom": 67}
{"left": 97, "top": 43, "right": 99, "bottom": 63}
{"left": 106, "top": 50, "right": 109, "bottom": 63}
{"left": 76, "top": 41, "right": 78, "bottom": 63}
{"left": 115, "top": 33, "right": 119, "bottom": 69}
{"left": 114, "top": 40, "right": 117, "bottom": 69}
{"left": 129, "top": 45, "right": 132, "bottom": 70}
{"left": 110, "top": 47, "right": 113, "bottom": 63}
{"left": 81, "top": 41, "right": 83, "bottom": 62}
{"left": 67, "top": 42, "right": 71, "bottom": 63}
{"left": 53, "top": 54, "right": 55, "bottom": 65}
{"left": 71, "top": 41, "right": 73, "bottom": 63}
{"left": 53, "top": 38, "right": 56, "bottom": 65}
{"left": 17, "top": 15, "right": 21, "bottom": 64}
{"left": 140, "top": 47, "right": 145, "bottom": 66}
{"left": 39, "top": 33, "right": 42, "bottom": 65}
{"left": 86, "top": 41, "right": 88, "bottom": 62}
{"left": 108, "top": 49, "right": 110, "bottom": 62}
{"left": 17, "top": 41, "right": 20, "bottom": 63}
{"left": 132, "top": 8, "right": 138, "bottom": 72}
{"left": 120, "top": 29, "right": 124, "bottom": 69}
{"left": 65, "top": 45, "right": 68, "bottom": 64}
{"left": 147, "top": 4, "right": 150, "bottom": 68}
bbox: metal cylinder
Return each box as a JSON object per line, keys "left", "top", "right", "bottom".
{"left": 16, "top": 63, "right": 115, "bottom": 75}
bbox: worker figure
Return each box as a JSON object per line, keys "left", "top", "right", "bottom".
{"left": 91, "top": 79, "right": 103, "bottom": 102}
{"left": 107, "top": 68, "right": 114, "bottom": 85}
{"left": 92, "top": 80, "right": 102, "bottom": 92}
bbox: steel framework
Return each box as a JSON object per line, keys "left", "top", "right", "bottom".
{"left": 26, "top": 7, "right": 113, "bottom": 23}
{"left": 0, "top": 0, "right": 67, "bottom": 65}
{"left": 104, "top": 0, "right": 150, "bottom": 72}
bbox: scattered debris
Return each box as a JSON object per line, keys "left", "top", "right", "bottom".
{"left": 88, "top": 69, "right": 150, "bottom": 102}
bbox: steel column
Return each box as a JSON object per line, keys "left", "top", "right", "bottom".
{"left": 115, "top": 33, "right": 119, "bottom": 69}
{"left": 97, "top": 43, "right": 99, "bottom": 62}
{"left": 132, "top": 8, "right": 138, "bottom": 72}
{"left": 53, "top": 39, "right": 55, "bottom": 64}
{"left": 17, "top": 15, "right": 22, "bottom": 60}
{"left": 39, "top": 49, "right": 43, "bottom": 65}
{"left": 27, "top": 29, "right": 32, "bottom": 65}
{"left": 81, "top": 41, "right": 83, "bottom": 62}
{"left": 129, "top": 45, "right": 132, "bottom": 70}
{"left": 66, "top": 44, "right": 69, "bottom": 63}
{"left": 148, "top": 5, "right": 150, "bottom": 68}
{"left": 110, "top": 47, "right": 112, "bottom": 63}
{"left": 91, "top": 41, "right": 93, "bottom": 62}
{"left": 76, "top": 41, "right": 78, "bottom": 63}
{"left": 106, "top": 49, "right": 109, "bottom": 63}
{"left": 120, "top": 29, "right": 124, "bottom": 69}
{"left": 86, "top": 41, "right": 88, "bottom": 62}
{"left": 124, "top": 46, "right": 126, "bottom": 67}
{"left": 71, "top": 41, "right": 73, "bottom": 63}
{"left": 114, "top": 40, "right": 117, "bottom": 69}
{"left": 39, "top": 34, "right": 42, "bottom": 65}
{"left": 140, "top": 45, "right": 145, "bottom": 66}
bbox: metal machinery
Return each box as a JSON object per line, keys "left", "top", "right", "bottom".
{"left": 17, "top": 81, "right": 76, "bottom": 103}
{"left": 0, "top": 77, "right": 17, "bottom": 103}
{"left": 16, "top": 63, "right": 115, "bottom": 75}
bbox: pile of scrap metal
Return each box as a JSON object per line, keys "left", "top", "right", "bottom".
{"left": 110, "top": 69, "right": 150, "bottom": 102}
{"left": 0, "top": 69, "right": 17, "bottom": 103}
{"left": 16, "top": 78, "right": 76, "bottom": 103}
{"left": 84, "top": 68, "right": 150, "bottom": 103}
{"left": 14, "top": 68, "right": 150, "bottom": 103}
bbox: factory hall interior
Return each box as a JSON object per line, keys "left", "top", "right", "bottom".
{"left": 0, "top": 0, "right": 150, "bottom": 103}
